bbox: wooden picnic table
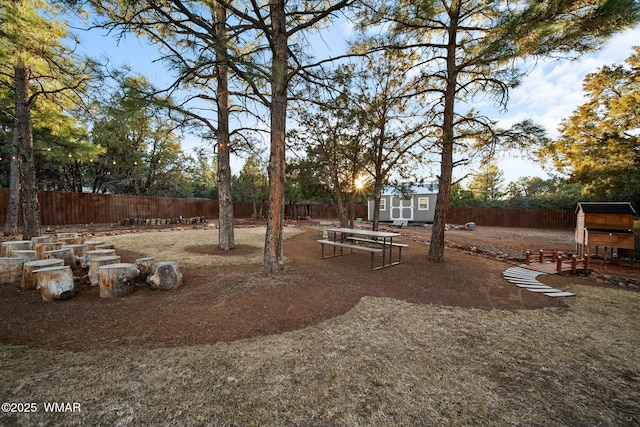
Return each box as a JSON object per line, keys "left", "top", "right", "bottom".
{"left": 317, "top": 227, "right": 407, "bottom": 270}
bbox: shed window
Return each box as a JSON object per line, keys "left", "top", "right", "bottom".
{"left": 380, "top": 198, "right": 386, "bottom": 211}
{"left": 418, "top": 197, "right": 429, "bottom": 210}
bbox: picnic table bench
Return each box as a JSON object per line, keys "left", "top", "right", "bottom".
{"left": 316, "top": 240, "right": 382, "bottom": 270}
{"left": 317, "top": 227, "right": 406, "bottom": 270}
{"left": 345, "top": 237, "right": 409, "bottom": 263}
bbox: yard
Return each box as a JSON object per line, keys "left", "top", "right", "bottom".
{"left": 1, "top": 222, "right": 639, "bottom": 426}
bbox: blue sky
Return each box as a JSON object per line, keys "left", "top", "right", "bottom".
{"left": 71, "top": 13, "right": 640, "bottom": 185}
{"left": 485, "top": 27, "right": 640, "bottom": 183}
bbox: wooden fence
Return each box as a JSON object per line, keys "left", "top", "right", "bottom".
{"left": 0, "top": 189, "right": 363, "bottom": 226}
{"left": 0, "top": 189, "right": 574, "bottom": 229}
{"left": 447, "top": 207, "right": 575, "bottom": 229}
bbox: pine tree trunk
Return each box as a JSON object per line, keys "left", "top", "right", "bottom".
{"left": 264, "top": 0, "right": 287, "bottom": 275}
{"left": 3, "top": 135, "right": 19, "bottom": 236}
{"left": 14, "top": 58, "right": 41, "bottom": 240}
{"left": 333, "top": 190, "right": 348, "bottom": 228}
{"left": 428, "top": 19, "right": 458, "bottom": 263}
{"left": 215, "top": 5, "right": 235, "bottom": 251}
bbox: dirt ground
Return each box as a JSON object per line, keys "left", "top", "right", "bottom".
{"left": 1, "top": 221, "right": 638, "bottom": 351}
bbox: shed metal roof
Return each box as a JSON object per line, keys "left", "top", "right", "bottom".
{"left": 381, "top": 183, "right": 439, "bottom": 196}
{"left": 576, "top": 202, "right": 637, "bottom": 215}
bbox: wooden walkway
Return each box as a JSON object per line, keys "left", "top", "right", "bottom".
{"left": 503, "top": 266, "right": 575, "bottom": 298}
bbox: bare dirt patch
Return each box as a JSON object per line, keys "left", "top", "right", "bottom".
{"left": 0, "top": 224, "right": 578, "bottom": 351}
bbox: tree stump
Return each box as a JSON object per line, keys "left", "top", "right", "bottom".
{"left": 42, "top": 248, "right": 76, "bottom": 268}
{"left": 88, "top": 255, "right": 121, "bottom": 286}
{"left": 1, "top": 241, "right": 32, "bottom": 256}
{"left": 83, "top": 240, "right": 106, "bottom": 251}
{"left": 99, "top": 263, "right": 140, "bottom": 298}
{"left": 57, "top": 236, "right": 84, "bottom": 245}
{"left": 34, "top": 242, "right": 62, "bottom": 259}
{"left": 147, "top": 261, "right": 182, "bottom": 290}
{"left": 61, "top": 244, "right": 88, "bottom": 257}
{"left": 0, "top": 257, "right": 25, "bottom": 284}
{"left": 135, "top": 257, "right": 157, "bottom": 282}
{"left": 22, "top": 259, "right": 65, "bottom": 289}
{"left": 61, "top": 244, "right": 88, "bottom": 270}
{"left": 95, "top": 243, "right": 115, "bottom": 250}
{"left": 34, "top": 265, "right": 74, "bottom": 302}
{"left": 56, "top": 232, "right": 79, "bottom": 239}
{"left": 31, "top": 236, "right": 54, "bottom": 247}
{"left": 10, "top": 250, "right": 38, "bottom": 262}
{"left": 81, "top": 249, "right": 117, "bottom": 268}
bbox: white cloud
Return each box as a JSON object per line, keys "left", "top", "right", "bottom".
{"left": 488, "top": 27, "right": 640, "bottom": 182}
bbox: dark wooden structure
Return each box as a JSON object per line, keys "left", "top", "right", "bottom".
{"left": 575, "top": 202, "right": 637, "bottom": 264}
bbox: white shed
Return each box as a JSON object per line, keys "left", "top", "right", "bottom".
{"left": 368, "top": 184, "right": 439, "bottom": 224}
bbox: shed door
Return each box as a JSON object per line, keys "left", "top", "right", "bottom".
{"left": 390, "top": 196, "right": 413, "bottom": 221}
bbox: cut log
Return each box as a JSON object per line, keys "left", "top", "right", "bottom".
{"left": 31, "top": 236, "right": 54, "bottom": 247}
{"left": 147, "top": 261, "right": 182, "bottom": 290}
{"left": 57, "top": 236, "right": 84, "bottom": 245}
{"left": 81, "top": 249, "right": 117, "bottom": 268}
{"left": 99, "top": 263, "right": 140, "bottom": 298}
{"left": 34, "top": 242, "right": 62, "bottom": 259}
{"left": 88, "top": 255, "right": 121, "bottom": 286}
{"left": 61, "top": 244, "right": 88, "bottom": 257}
{"left": 0, "top": 257, "right": 25, "bottom": 284}
{"left": 61, "top": 244, "right": 88, "bottom": 270}
{"left": 1, "top": 240, "right": 32, "bottom": 256}
{"left": 42, "top": 248, "right": 76, "bottom": 268}
{"left": 34, "top": 265, "right": 74, "bottom": 302}
{"left": 83, "top": 240, "right": 106, "bottom": 251}
{"left": 135, "top": 257, "right": 156, "bottom": 282}
{"left": 10, "top": 250, "right": 38, "bottom": 262}
{"left": 95, "top": 243, "right": 115, "bottom": 250}
{"left": 56, "top": 232, "right": 79, "bottom": 239}
{"left": 22, "top": 259, "right": 65, "bottom": 289}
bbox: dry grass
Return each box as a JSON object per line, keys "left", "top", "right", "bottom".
{"left": 1, "top": 280, "right": 639, "bottom": 426}
{"left": 99, "top": 226, "right": 303, "bottom": 268}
